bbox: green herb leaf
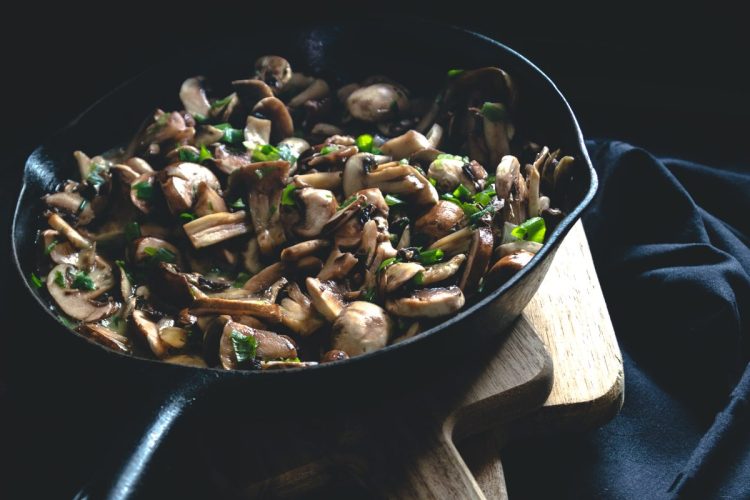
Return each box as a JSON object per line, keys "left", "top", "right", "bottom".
{"left": 179, "top": 212, "right": 196, "bottom": 222}
{"left": 419, "top": 248, "right": 444, "bottom": 265}
{"left": 277, "top": 357, "right": 301, "bottom": 363}
{"left": 211, "top": 94, "right": 234, "bottom": 109}
{"left": 447, "top": 68, "right": 464, "bottom": 78}
{"left": 378, "top": 257, "right": 398, "bottom": 273}
{"left": 452, "top": 184, "right": 473, "bottom": 201}
{"left": 473, "top": 186, "right": 496, "bottom": 207}
{"left": 178, "top": 148, "right": 200, "bottom": 163}
{"left": 480, "top": 102, "right": 508, "bottom": 122}
{"left": 133, "top": 181, "right": 153, "bottom": 200}
{"left": 115, "top": 260, "right": 134, "bottom": 283}
{"left": 413, "top": 271, "right": 425, "bottom": 285}
{"left": 29, "top": 272, "right": 43, "bottom": 288}
{"left": 337, "top": 195, "right": 358, "bottom": 211}
{"left": 281, "top": 183, "right": 297, "bottom": 207}
{"left": 144, "top": 246, "right": 176, "bottom": 264}
{"left": 44, "top": 240, "right": 59, "bottom": 255}
{"left": 193, "top": 113, "right": 208, "bottom": 124}
{"left": 87, "top": 164, "right": 106, "bottom": 187}
{"left": 428, "top": 177, "right": 437, "bottom": 187}
{"left": 124, "top": 221, "right": 141, "bottom": 242}
{"left": 468, "top": 199, "right": 502, "bottom": 226}
{"left": 54, "top": 271, "right": 66, "bottom": 288}
{"left": 362, "top": 288, "right": 377, "bottom": 302}
{"left": 371, "top": 146, "right": 383, "bottom": 155}
{"left": 58, "top": 315, "right": 76, "bottom": 329}
{"left": 355, "top": 134, "right": 373, "bottom": 153}
{"left": 510, "top": 217, "right": 546, "bottom": 243}
{"left": 222, "top": 128, "right": 244, "bottom": 145}
{"left": 319, "top": 144, "right": 340, "bottom": 155}
{"left": 71, "top": 271, "right": 96, "bottom": 291}
{"left": 436, "top": 153, "right": 468, "bottom": 162}
{"left": 230, "top": 198, "right": 246, "bottom": 209}
{"left": 233, "top": 272, "right": 252, "bottom": 288}
{"left": 252, "top": 144, "right": 280, "bottom": 162}
{"left": 231, "top": 330, "right": 258, "bottom": 364}
{"left": 384, "top": 194, "right": 405, "bottom": 206}
{"left": 198, "top": 144, "right": 214, "bottom": 162}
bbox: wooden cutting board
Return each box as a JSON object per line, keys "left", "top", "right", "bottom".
{"left": 217, "top": 221, "right": 622, "bottom": 498}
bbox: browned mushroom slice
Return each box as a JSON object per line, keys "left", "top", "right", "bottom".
{"left": 458, "top": 227, "right": 494, "bottom": 294}
{"left": 149, "top": 263, "right": 205, "bottom": 308}
{"left": 485, "top": 250, "right": 535, "bottom": 288}
{"left": 295, "top": 187, "right": 338, "bottom": 238}
{"left": 220, "top": 320, "right": 296, "bottom": 369}
{"left": 40, "top": 229, "right": 77, "bottom": 265}
{"left": 305, "top": 277, "right": 345, "bottom": 322}
{"left": 242, "top": 262, "right": 286, "bottom": 294}
{"left": 183, "top": 211, "right": 250, "bottom": 249}
{"left": 379, "top": 130, "right": 431, "bottom": 160}
{"left": 179, "top": 77, "right": 211, "bottom": 117}
{"left": 79, "top": 323, "right": 131, "bottom": 354}
{"left": 293, "top": 172, "right": 342, "bottom": 191}
{"left": 190, "top": 297, "right": 282, "bottom": 323}
{"left": 44, "top": 192, "right": 96, "bottom": 226}
{"left": 527, "top": 163, "right": 541, "bottom": 218}
{"left": 279, "top": 282, "right": 325, "bottom": 336}
{"left": 317, "top": 248, "right": 358, "bottom": 281}
{"left": 48, "top": 213, "right": 92, "bottom": 250}
{"left": 331, "top": 301, "right": 394, "bottom": 357}
{"left": 416, "top": 254, "right": 467, "bottom": 286}
{"left": 194, "top": 183, "right": 228, "bottom": 217}
{"left": 321, "top": 349, "right": 349, "bottom": 363}
{"left": 132, "top": 310, "right": 170, "bottom": 358}
{"left": 346, "top": 83, "right": 408, "bottom": 122}
{"left": 165, "top": 355, "right": 208, "bottom": 368}
{"left": 208, "top": 93, "right": 242, "bottom": 124}
{"left": 280, "top": 239, "right": 330, "bottom": 261}
{"left": 385, "top": 286, "right": 465, "bottom": 318}
{"left": 382, "top": 262, "right": 424, "bottom": 293}
{"left": 131, "top": 237, "right": 181, "bottom": 267}
{"left": 254, "top": 55, "right": 292, "bottom": 91}
{"left": 414, "top": 200, "right": 467, "bottom": 241}
{"left": 47, "top": 263, "right": 118, "bottom": 322}
{"left": 232, "top": 78, "right": 274, "bottom": 109}
{"left": 253, "top": 97, "right": 294, "bottom": 142}
{"left": 161, "top": 162, "right": 221, "bottom": 214}
{"left": 367, "top": 163, "right": 438, "bottom": 206}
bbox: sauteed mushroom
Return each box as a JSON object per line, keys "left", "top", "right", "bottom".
{"left": 30, "top": 59, "right": 573, "bottom": 369}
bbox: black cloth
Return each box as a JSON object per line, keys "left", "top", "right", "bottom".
{"left": 503, "top": 141, "right": 750, "bottom": 499}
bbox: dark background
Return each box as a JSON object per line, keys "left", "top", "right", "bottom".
{"left": 2, "top": 4, "right": 747, "bottom": 498}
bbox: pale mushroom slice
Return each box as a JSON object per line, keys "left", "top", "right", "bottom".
{"left": 332, "top": 301, "right": 394, "bottom": 357}
{"left": 47, "top": 213, "right": 92, "bottom": 250}
{"left": 130, "top": 237, "right": 182, "bottom": 268}
{"left": 279, "top": 282, "right": 325, "bottom": 336}
{"left": 243, "top": 115, "right": 272, "bottom": 152}
{"left": 44, "top": 191, "right": 96, "bottom": 226}
{"left": 495, "top": 240, "right": 542, "bottom": 259}
{"left": 379, "top": 130, "right": 431, "bottom": 160}
{"left": 382, "top": 262, "right": 425, "bottom": 293}
{"left": 385, "top": 286, "right": 465, "bottom": 318}
{"left": 131, "top": 310, "right": 171, "bottom": 358}
{"left": 219, "top": 320, "right": 297, "bottom": 370}
{"left": 194, "top": 182, "right": 228, "bottom": 217}
{"left": 160, "top": 162, "right": 221, "bottom": 215}
{"left": 253, "top": 97, "right": 294, "bottom": 142}
{"left": 179, "top": 77, "right": 211, "bottom": 117}
{"left": 40, "top": 229, "right": 78, "bottom": 265}
{"left": 190, "top": 297, "right": 282, "bottom": 323}
{"left": 295, "top": 188, "right": 338, "bottom": 239}
{"left": 165, "top": 354, "right": 208, "bottom": 368}
{"left": 416, "top": 254, "right": 467, "bottom": 286}
{"left": 342, "top": 154, "right": 437, "bottom": 205}
{"left": 47, "top": 262, "right": 118, "bottom": 322}
{"left": 305, "top": 277, "right": 345, "bottom": 322}
{"left": 317, "top": 247, "right": 358, "bottom": 281}
{"left": 287, "top": 78, "right": 330, "bottom": 108}
{"left": 183, "top": 211, "right": 250, "bottom": 249}
{"left": 280, "top": 239, "right": 330, "bottom": 262}
{"left": 79, "top": 323, "right": 131, "bottom": 354}
{"left": 480, "top": 102, "right": 512, "bottom": 168}
{"left": 293, "top": 172, "right": 342, "bottom": 191}
{"left": 428, "top": 227, "right": 473, "bottom": 256}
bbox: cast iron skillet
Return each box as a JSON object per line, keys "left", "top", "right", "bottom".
{"left": 12, "top": 20, "right": 596, "bottom": 498}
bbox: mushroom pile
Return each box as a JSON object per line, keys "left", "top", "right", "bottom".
{"left": 30, "top": 56, "right": 573, "bottom": 370}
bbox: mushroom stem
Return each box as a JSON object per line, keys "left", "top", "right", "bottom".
{"left": 183, "top": 211, "right": 250, "bottom": 249}
{"left": 47, "top": 213, "right": 92, "bottom": 249}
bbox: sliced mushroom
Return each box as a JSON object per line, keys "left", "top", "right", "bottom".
{"left": 485, "top": 250, "right": 535, "bottom": 288}
{"left": 458, "top": 227, "right": 494, "bottom": 294}
{"left": 281, "top": 239, "right": 330, "bottom": 261}
{"left": 310, "top": 123, "right": 343, "bottom": 137}
{"left": 279, "top": 282, "right": 325, "bottom": 336}
{"left": 317, "top": 247, "right": 359, "bottom": 281}
{"left": 150, "top": 263, "right": 204, "bottom": 308}
{"left": 161, "top": 162, "right": 220, "bottom": 215}
{"left": 278, "top": 137, "right": 311, "bottom": 157}
{"left": 131, "top": 237, "right": 182, "bottom": 267}
{"left": 417, "top": 254, "right": 467, "bottom": 286}
{"left": 132, "top": 309, "right": 170, "bottom": 358}
{"left": 243, "top": 115, "right": 272, "bottom": 152}
{"left": 495, "top": 240, "right": 542, "bottom": 259}
{"left": 414, "top": 200, "right": 466, "bottom": 241}
{"left": 379, "top": 130, "right": 431, "bottom": 160}
{"left": 241, "top": 238, "right": 263, "bottom": 275}
{"left": 232, "top": 78, "right": 274, "bottom": 108}
{"left": 165, "top": 354, "right": 208, "bottom": 368}
{"left": 321, "top": 349, "right": 349, "bottom": 363}
{"left": 346, "top": 83, "right": 408, "bottom": 122}
{"left": 194, "top": 183, "right": 228, "bottom": 217}
{"left": 481, "top": 102, "right": 512, "bottom": 168}
{"left": 40, "top": 229, "right": 77, "bottom": 265}
{"left": 343, "top": 155, "right": 437, "bottom": 205}
{"left": 253, "top": 97, "right": 294, "bottom": 142}
{"left": 495, "top": 155, "right": 520, "bottom": 202}
{"left": 129, "top": 173, "right": 155, "bottom": 214}
{"left": 79, "top": 323, "right": 131, "bottom": 354}
{"left": 47, "top": 263, "right": 118, "bottom": 321}
{"left": 190, "top": 297, "right": 282, "bottom": 323}
{"left": 183, "top": 211, "right": 250, "bottom": 249}
{"left": 179, "top": 77, "right": 211, "bottom": 117}
{"left": 212, "top": 144, "right": 253, "bottom": 175}
{"left": 243, "top": 262, "right": 287, "bottom": 294}
{"left": 44, "top": 192, "right": 95, "bottom": 226}
{"left": 425, "top": 123, "right": 443, "bottom": 149}
{"left": 332, "top": 301, "right": 394, "bottom": 357}
{"left": 385, "top": 286, "right": 465, "bottom": 318}
{"left": 47, "top": 213, "right": 91, "bottom": 250}
{"left": 255, "top": 55, "right": 292, "bottom": 91}
{"left": 428, "top": 226, "right": 473, "bottom": 256}
{"left": 295, "top": 187, "right": 338, "bottom": 238}
{"left": 305, "top": 277, "right": 345, "bottom": 322}
{"left": 288, "top": 78, "right": 330, "bottom": 108}
{"left": 293, "top": 172, "right": 342, "bottom": 191}
{"left": 194, "top": 125, "right": 225, "bottom": 147}
{"left": 382, "top": 262, "right": 424, "bottom": 293}
{"left": 220, "top": 320, "right": 296, "bottom": 369}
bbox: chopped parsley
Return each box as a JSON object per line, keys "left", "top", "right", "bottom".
{"left": 319, "top": 144, "right": 340, "bottom": 156}
{"left": 143, "top": 246, "right": 177, "bottom": 264}
{"left": 29, "top": 272, "right": 43, "bottom": 288}
{"left": 210, "top": 94, "right": 234, "bottom": 109}
{"left": 362, "top": 288, "right": 377, "bottom": 302}
{"left": 215, "top": 123, "right": 244, "bottom": 145}
{"left": 419, "top": 248, "right": 444, "bottom": 265}
{"left": 44, "top": 240, "right": 59, "bottom": 255}
{"left": 179, "top": 212, "right": 196, "bottom": 222}
{"left": 71, "top": 271, "right": 96, "bottom": 291}
{"left": 54, "top": 270, "right": 66, "bottom": 287}
{"left": 281, "top": 183, "right": 297, "bottom": 206}
{"left": 447, "top": 68, "right": 464, "bottom": 78}
{"left": 378, "top": 257, "right": 398, "bottom": 273}
{"left": 133, "top": 181, "right": 153, "bottom": 201}
{"left": 480, "top": 102, "right": 508, "bottom": 122}
{"left": 231, "top": 330, "right": 258, "bottom": 364}
{"left": 230, "top": 198, "right": 246, "bottom": 209}
{"left": 124, "top": 221, "right": 141, "bottom": 242}
{"left": 232, "top": 272, "right": 252, "bottom": 288}
{"left": 355, "top": 134, "right": 373, "bottom": 153}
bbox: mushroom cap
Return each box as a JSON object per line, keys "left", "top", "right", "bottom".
{"left": 385, "top": 286, "right": 465, "bottom": 318}
{"left": 486, "top": 250, "right": 535, "bottom": 288}
{"left": 47, "top": 263, "right": 118, "bottom": 322}
{"left": 332, "top": 301, "right": 393, "bottom": 357}
{"left": 179, "top": 77, "right": 211, "bottom": 117}
{"left": 254, "top": 55, "right": 292, "bottom": 90}
{"left": 458, "top": 226, "right": 494, "bottom": 294}
{"left": 295, "top": 188, "right": 338, "bottom": 238}
{"left": 346, "top": 83, "right": 408, "bottom": 122}
{"left": 414, "top": 200, "right": 467, "bottom": 241}
{"left": 252, "top": 97, "right": 294, "bottom": 142}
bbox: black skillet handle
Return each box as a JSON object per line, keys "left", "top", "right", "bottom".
{"left": 73, "top": 370, "right": 218, "bottom": 500}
